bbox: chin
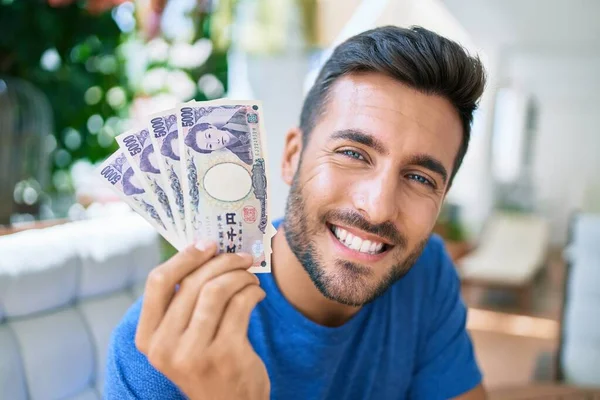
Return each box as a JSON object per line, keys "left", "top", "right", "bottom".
{"left": 319, "top": 264, "right": 383, "bottom": 306}
{"left": 305, "top": 238, "right": 395, "bottom": 307}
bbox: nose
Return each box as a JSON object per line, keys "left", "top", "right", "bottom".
{"left": 352, "top": 171, "right": 399, "bottom": 225}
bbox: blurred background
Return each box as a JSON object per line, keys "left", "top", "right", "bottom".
{"left": 0, "top": 0, "right": 599, "bottom": 398}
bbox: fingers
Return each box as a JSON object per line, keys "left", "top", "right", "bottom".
{"left": 214, "top": 284, "right": 266, "bottom": 344}
{"left": 155, "top": 253, "right": 255, "bottom": 335}
{"left": 180, "top": 269, "right": 258, "bottom": 350}
{"left": 135, "top": 240, "right": 217, "bottom": 352}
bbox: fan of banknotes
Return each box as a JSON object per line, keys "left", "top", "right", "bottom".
{"left": 96, "top": 100, "right": 274, "bottom": 273}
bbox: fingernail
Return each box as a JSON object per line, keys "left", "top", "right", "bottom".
{"left": 195, "top": 239, "right": 214, "bottom": 251}
{"left": 253, "top": 274, "right": 260, "bottom": 284}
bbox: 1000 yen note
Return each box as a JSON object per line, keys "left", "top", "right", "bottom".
{"left": 116, "top": 128, "right": 184, "bottom": 249}
{"left": 97, "top": 150, "right": 181, "bottom": 250}
{"left": 147, "top": 110, "right": 189, "bottom": 244}
{"left": 177, "top": 100, "right": 272, "bottom": 273}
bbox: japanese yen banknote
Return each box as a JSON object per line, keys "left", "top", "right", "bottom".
{"left": 97, "top": 100, "right": 274, "bottom": 273}
{"left": 97, "top": 150, "right": 180, "bottom": 247}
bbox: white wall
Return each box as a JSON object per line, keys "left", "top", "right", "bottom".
{"left": 246, "top": 53, "right": 308, "bottom": 219}
{"left": 532, "top": 99, "right": 600, "bottom": 243}
{"left": 506, "top": 53, "right": 600, "bottom": 244}
{"left": 446, "top": 45, "right": 499, "bottom": 240}
{"left": 228, "top": 0, "right": 309, "bottom": 219}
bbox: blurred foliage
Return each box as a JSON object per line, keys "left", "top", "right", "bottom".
{"left": 0, "top": 0, "right": 130, "bottom": 194}
{"left": 0, "top": 0, "right": 315, "bottom": 220}
{"left": 211, "top": 0, "right": 318, "bottom": 54}
{"left": 160, "top": 236, "right": 178, "bottom": 262}
{"left": 436, "top": 202, "right": 468, "bottom": 242}
{"left": 0, "top": 0, "right": 229, "bottom": 199}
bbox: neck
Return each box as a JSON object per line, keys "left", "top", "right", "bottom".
{"left": 271, "top": 227, "right": 362, "bottom": 327}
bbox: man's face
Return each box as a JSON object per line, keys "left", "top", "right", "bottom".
{"left": 283, "top": 73, "right": 463, "bottom": 306}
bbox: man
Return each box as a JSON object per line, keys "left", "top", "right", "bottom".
{"left": 105, "top": 26, "right": 487, "bottom": 399}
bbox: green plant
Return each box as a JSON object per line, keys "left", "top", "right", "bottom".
{"left": 0, "top": 0, "right": 230, "bottom": 200}
{"left": 0, "top": 0, "right": 131, "bottom": 195}
{"left": 437, "top": 202, "right": 467, "bottom": 242}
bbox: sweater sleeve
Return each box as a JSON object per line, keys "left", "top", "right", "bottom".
{"left": 103, "top": 297, "right": 185, "bottom": 400}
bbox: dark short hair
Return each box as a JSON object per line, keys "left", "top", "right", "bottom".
{"left": 300, "top": 25, "right": 486, "bottom": 187}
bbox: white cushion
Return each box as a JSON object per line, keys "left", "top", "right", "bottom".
{"left": 459, "top": 212, "right": 549, "bottom": 285}
{"left": 0, "top": 223, "right": 82, "bottom": 317}
{"left": 561, "top": 212, "right": 600, "bottom": 386}
{"left": 0, "top": 256, "right": 79, "bottom": 318}
{"left": 0, "top": 278, "right": 6, "bottom": 322}
{"left": 0, "top": 223, "right": 80, "bottom": 276}
{"left": 78, "top": 251, "right": 133, "bottom": 299}
{"left": 564, "top": 294, "right": 600, "bottom": 340}
{"left": 0, "top": 213, "right": 160, "bottom": 399}
{"left": 567, "top": 255, "right": 600, "bottom": 299}
{"left": 9, "top": 308, "right": 94, "bottom": 400}
{"left": 0, "top": 325, "right": 27, "bottom": 400}
{"left": 76, "top": 214, "right": 158, "bottom": 298}
{"left": 78, "top": 293, "right": 137, "bottom": 396}
{"left": 130, "top": 240, "right": 161, "bottom": 286}
{"left": 562, "top": 339, "right": 600, "bottom": 387}
{"left": 564, "top": 213, "right": 600, "bottom": 263}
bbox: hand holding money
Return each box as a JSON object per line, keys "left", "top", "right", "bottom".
{"left": 97, "top": 99, "right": 274, "bottom": 273}
{"left": 135, "top": 240, "right": 270, "bottom": 400}
{"left": 97, "top": 100, "right": 274, "bottom": 394}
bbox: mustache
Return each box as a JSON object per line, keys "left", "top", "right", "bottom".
{"left": 322, "top": 209, "right": 406, "bottom": 247}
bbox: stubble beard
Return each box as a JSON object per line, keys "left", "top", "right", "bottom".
{"left": 283, "top": 172, "right": 429, "bottom": 307}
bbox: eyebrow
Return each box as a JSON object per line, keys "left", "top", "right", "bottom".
{"left": 408, "top": 154, "right": 448, "bottom": 185}
{"left": 330, "top": 129, "right": 388, "bottom": 155}
{"left": 330, "top": 128, "right": 449, "bottom": 185}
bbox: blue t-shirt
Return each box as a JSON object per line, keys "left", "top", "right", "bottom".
{"left": 104, "top": 221, "right": 482, "bottom": 399}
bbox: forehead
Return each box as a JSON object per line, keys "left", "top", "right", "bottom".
{"left": 317, "top": 73, "right": 463, "bottom": 167}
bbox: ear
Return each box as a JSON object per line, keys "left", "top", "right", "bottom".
{"left": 281, "top": 127, "right": 303, "bottom": 186}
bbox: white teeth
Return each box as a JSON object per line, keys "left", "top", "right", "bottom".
{"left": 332, "top": 225, "right": 385, "bottom": 254}
{"left": 350, "top": 236, "right": 362, "bottom": 250}
{"left": 369, "top": 241, "right": 378, "bottom": 253}
{"left": 360, "top": 240, "right": 372, "bottom": 253}
{"left": 345, "top": 232, "right": 354, "bottom": 246}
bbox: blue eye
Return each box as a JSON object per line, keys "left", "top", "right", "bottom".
{"left": 407, "top": 174, "right": 433, "bottom": 187}
{"left": 340, "top": 149, "right": 365, "bottom": 161}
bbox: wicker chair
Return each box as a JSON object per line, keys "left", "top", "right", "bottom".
{"left": 0, "top": 76, "right": 53, "bottom": 225}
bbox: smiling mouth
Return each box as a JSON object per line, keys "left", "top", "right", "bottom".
{"left": 328, "top": 223, "right": 391, "bottom": 255}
